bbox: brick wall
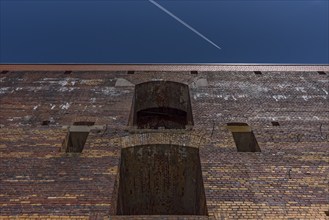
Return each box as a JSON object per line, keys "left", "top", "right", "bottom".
{"left": 0, "top": 71, "right": 328, "bottom": 219}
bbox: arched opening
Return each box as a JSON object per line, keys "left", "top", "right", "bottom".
{"left": 129, "top": 81, "right": 193, "bottom": 129}
{"left": 116, "top": 144, "right": 207, "bottom": 215}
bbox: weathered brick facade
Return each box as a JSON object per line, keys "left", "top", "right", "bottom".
{"left": 0, "top": 69, "right": 328, "bottom": 219}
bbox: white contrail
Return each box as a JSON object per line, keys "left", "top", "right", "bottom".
{"left": 148, "top": 0, "right": 221, "bottom": 50}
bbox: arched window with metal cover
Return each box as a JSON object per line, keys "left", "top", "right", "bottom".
{"left": 227, "top": 122, "right": 261, "bottom": 152}
{"left": 129, "top": 81, "right": 194, "bottom": 129}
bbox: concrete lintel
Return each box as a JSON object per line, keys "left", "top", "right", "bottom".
{"left": 226, "top": 125, "right": 252, "bottom": 132}
{"left": 115, "top": 78, "right": 134, "bottom": 87}
{"left": 62, "top": 125, "right": 105, "bottom": 132}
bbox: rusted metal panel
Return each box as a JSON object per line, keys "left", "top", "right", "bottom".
{"left": 117, "top": 144, "right": 207, "bottom": 215}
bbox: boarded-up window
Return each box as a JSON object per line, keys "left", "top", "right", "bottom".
{"left": 117, "top": 144, "right": 207, "bottom": 215}
{"left": 227, "top": 123, "right": 261, "bottom": 152}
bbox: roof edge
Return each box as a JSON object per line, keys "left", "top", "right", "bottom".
{"left": 1, "top": 64, "right": 328, "bottom": 72}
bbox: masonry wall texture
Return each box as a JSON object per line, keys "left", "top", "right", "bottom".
{"left": 0, "top": 70, "right": 328, "bottom": 219}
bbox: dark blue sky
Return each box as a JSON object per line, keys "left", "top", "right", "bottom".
{"left": 0, "top": 0, "right": 328, "bottom": 64}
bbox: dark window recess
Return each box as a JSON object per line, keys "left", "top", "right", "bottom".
{"left": 73, "top": 121, "right": 95, "bottom": 126}
{"left": 127, "top": 71, "right": 135, "bottom": 74}
{"left": 62, "top": 122, "right": 94, "bottom": 153}
{"left": 271, "top": 121, "right": 280, "bottom": 126}
{"left": 227, "top": 123, "right": 261, "bottom": 152}
{"left": 1, "top": 71, "right": 9, "bottom": 74}
{"left": 318, "top": 71, "right": 326, "bottom": 75}
{"left": 325, "top": 211, "right": 329, "bottom": 216}
{"left": 232, "top": 132, "right": 260, "bottom": 152}
{"left": 62, "top": 129, "right": 90, "bottom": 153}
{"left": 191, "top": 71, "right": 198, "bottom": 74}
{"left": 41, "top": 120, "right": 50, "bottom": 126}
{"left": 254, "top": 71, "right": 262, "bottom": 75}
{"left": 137, "top": 107, "right": 187, "bottom": 129}
{"left": 129, "top": 81, "right": 193, "bottom": 129}
{"left": 64, "top": 71, "right": 72, "bottom": 74}
{"left": 117, "top": 144, "right": 207, "bottom": 215}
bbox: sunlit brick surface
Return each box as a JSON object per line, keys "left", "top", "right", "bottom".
{"left": 0, "top": 70, "right": 328, "bottom": 219}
